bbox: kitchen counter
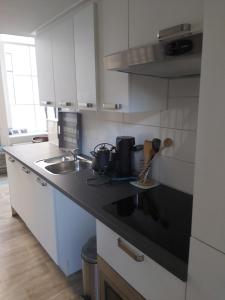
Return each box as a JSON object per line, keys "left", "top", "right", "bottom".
{"left": 4, "top": 142, "right": 190, "bottom": 281}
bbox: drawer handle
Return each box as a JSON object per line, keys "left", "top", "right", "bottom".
{"left": 8, "top": 156, "right": 15, "bottom": 163}
{"left": 102, "top": 103, "right": 122, "bottom": 110}
{"left": 117, "top": 238, "right": 144, "bottom": 262}
{"left": 41, "top": 101, "right": 53, "bottom": 106}
{"left": 22, "top": 166, "right": 30, "bottom": 174}
{"left": 78, "top": 102, "right": 93, "bottom": 108}
{"left": 36, "top": 177, "right": 47, "bottom": 187}
{"left": 58, "top": 102, "right": 72, "bottom": 107}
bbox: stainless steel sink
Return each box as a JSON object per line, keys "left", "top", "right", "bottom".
{"left": 35, "top": 155, "right": 92, "bottom": 175}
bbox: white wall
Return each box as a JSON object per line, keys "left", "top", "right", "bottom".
{"left": 82, "top": 76, "right": 199, "bottom": 194}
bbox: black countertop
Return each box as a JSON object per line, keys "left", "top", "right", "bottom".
{"left": 4, "top": 142, "right": 191, "bottom": 281}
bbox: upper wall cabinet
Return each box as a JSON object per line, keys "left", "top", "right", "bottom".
{"left": 36, "top": 30, "right": 55, "bottom": 107}
{"left": 74, "top": 3, "right": 97, "bottom": 111}
{"left": 52, "top": 16, "right": 77, "bottom": 109}
{"left": 97, "top": 0, "right": 130, "bottom": 112}
{"left": 129, "top": 0, "right": 204, "bottom": 47}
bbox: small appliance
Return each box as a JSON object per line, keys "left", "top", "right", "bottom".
{"left": 90, "top": 143, "right": 115, "bottom": 174}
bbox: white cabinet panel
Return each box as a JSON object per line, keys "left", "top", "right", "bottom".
{"left": 74, "top": 3, "right": 97, "bottom": 110}
{"left": 97, "top": 221, "right": 186, "bottom": 300}
{"left": 98, "top": 0, "right": 129, "bottom": 112}
{"left": 35, "top": 30, "right": 55, "bottom": 107}
{"left": 129, "top": 0, "right": 203, "bottom": 47}
{"left": 52, "top": 16, "right": 77, "bottom": 108}
{"left": 191, "top": 0, "right": 225, "bottom": 253}
{"left": 54, "top": 189, "right": 96, "bottom": 276}
{"left": 187, "top": 238, "right": 225, "bottom": 300}
{"left": 32, "top": 175, "right": 58, "bottom": 264}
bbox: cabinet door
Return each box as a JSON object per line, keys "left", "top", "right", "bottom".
{"left": 32, "top": 176, "right": 58, "bottom": 264}
{"left": 186, "top": 238, "right": 225, "bottom": 300}
{"left": 52, "top": 16, "right": 77, "bottom": 109}
{"left": 54, "top": 189, "right": 96, "bottom": 276}
{"left": 98, "top": 0, "right": 129, "bottom": 112}
{"left": 36, "top": 30, "right": 55, "bottom": 107}
{"left": 74, "top": 3, "right": 97, "bottom": 111}
{"left": 5, "top": 154, "right": 24, "bottom": 216}
{"left": 129, "top": 0, "right": 203, "bottom": 47}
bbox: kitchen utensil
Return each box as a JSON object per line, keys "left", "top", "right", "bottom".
{"left": 90, "top": 143, "right": 115, "bottom": 174}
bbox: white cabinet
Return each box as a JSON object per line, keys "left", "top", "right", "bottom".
{"left": 74, "top": 3, "right": 97, "bottom": 111}
{"left": 32, "top": 175, "right": 58, "bottom": 263}
{"left": 36, "top": 30, "right": 55, "bottom": 107}
{"left": 52, "top": 16, "right": 77, "bottom": 108}
{"left": 191, "top": 0, "right": 225, "bottom": 253}
{"left": 54, "top": 189, "right": 96, "bottom": 276}
{"left": 6, "top": 154, "right": 96, "bottom": 275}
{"left": 129, "top": 0, "right": 203, "bottom": 47}
{"left": 97, "top": 221, "right": 186, "bottom": 300}
{"left": 98, "top": 0, "right": 129, "bottom": 112}
{"left": 186, "top": 238, "right": 225, "bottom": 300}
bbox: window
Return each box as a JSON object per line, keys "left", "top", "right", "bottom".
{"left": 1, "top": 35, "right": 47, "bottom": 134}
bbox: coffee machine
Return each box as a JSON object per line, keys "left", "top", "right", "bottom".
{"left": 116, "top": 136, "right": 135, "bottom": 177}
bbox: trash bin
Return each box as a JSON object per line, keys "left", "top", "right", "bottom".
{"left": 81, "top": 237, "right": 99, "bottom": 300}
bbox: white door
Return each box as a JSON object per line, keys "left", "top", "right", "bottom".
{"left": 36, "top": 29, "right": 55, "bottom": 107}
{"left": 74, "top": 3, "right": 97, "bottom": 111}
{"left": 186, "top": 238, "right": 225, "bottom": 300}
{"left": 52, "top": 16, "right": 77, "bottom": 109}
{"left": 129, "top": 0, "right": 203, "bottom": 47}
{"left": 98, "top": 0, "right": 129, "bottom": 112}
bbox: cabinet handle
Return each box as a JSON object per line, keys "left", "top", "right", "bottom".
{"left": 22, "top": 166, "right": 30, "bottom": 174}
{"left": 102, "top": 103, "right": 122, "bottom": 110}
{"left": 117, "top": 238, "right": 144, "bottom": 262}
{"left": 58, "top": 102, "right": 72, "bottom": 107}
{"left": 41, "top": 101, "right": 53, "bottom": 106}
{"left": 36, "top": 177, "right": 47, "bottom": 187}
{"left": 8, "top": 156, "right": 15, "bottom": 163}
{"left": 78, "top": 102, "right": 93, "bottom": 108}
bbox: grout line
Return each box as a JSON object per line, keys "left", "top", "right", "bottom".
{"left": 160, "top": 154, "right": 195, "bottom": 165}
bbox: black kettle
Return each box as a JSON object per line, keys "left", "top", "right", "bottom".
{"left": 90, "top": 143, "right": 115, "bottom": 174}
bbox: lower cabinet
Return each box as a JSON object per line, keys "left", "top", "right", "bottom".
{"left": 97, "top": 220, "right": 186, "bottom": 300}
{"left": 6, "top": 154, "right": 96, "bottom": 275}
{"left": 186, "top": 238, "right": 225, "bottom": 300}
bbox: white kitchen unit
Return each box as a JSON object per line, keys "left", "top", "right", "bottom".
{"left": 97, "top": 0, "right": 167, "bottom": 113}
{"left": 97, "top": 220, "right": 186, "bottom": 300}
{"left": 97, "top": 0, "right": 129, "bottom": 112}
{"left": 35, "top": 29, "right": 55, "bottom": 107}
{"left": 74, "top": 3, "right": 98, "bottom": 111}
{"left": 54, "top": 189, "right": 96, "bottom": 275}
{"left": 191, "top": 0, "right": 225, "bottom": 254}
{"left": 186, "top": 238, "right": 225, "bottom": 300}
{"left": 6, "top": 154, "right": 96, "bottom": 275}
{"left": 129, "top": 0, "right": 203, "bottom": 47}
{"left": 52, "top": 16, "right": 77, "bottom": 109}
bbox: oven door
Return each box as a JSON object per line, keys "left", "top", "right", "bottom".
{"left": 98, "top": 256, "right": 144, "bottom": 300}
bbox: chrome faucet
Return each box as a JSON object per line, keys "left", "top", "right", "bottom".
{"left": 69, "top": 148, "right": 79, "bottom": 161}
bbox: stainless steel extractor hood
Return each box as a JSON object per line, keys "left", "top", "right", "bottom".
{"left": 104, "top": 24, "right": 203, "bottom": 79}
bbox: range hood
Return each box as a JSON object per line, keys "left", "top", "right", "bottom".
{"left": 104, "top": 24, "right": 203, "bottom": 79}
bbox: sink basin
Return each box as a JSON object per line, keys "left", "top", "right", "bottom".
{"left": 45, "top": 160, "right": 92, "bottom": 175}
{"left": 35, "top": 155, "right": 92, "bottom": 175}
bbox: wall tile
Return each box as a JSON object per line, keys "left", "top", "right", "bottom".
{"left": 159, "top": 156, "right": 195, "bottom": 194}
{"left": 169, "top": 77, "right": 200, "bottom": 97}
{"left": 123, "top": 111, "right": 160, "bottom": 127}
{"left": 173, "top": 130, "right": 197, "bottom": 163}
{"left": 160, "top": 97, "right": 199, "bottom": 130}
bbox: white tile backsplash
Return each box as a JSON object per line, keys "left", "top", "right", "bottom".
{"left": 77, "top": 78, "right": 199, "bottom": 194}
{"left": 169, "top": 77, "right": 200, "bottom": 97}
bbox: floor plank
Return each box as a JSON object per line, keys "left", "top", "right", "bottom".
{"left": 0, "top": 176, "right": 83, "bottom": 300}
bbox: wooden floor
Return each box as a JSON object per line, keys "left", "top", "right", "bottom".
{"left": 0, "top": 176, "right": 83, "bottom": 300}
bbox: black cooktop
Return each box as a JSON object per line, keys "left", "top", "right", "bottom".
{"left": 104, "top": 184, "right": 193, "bottom": 264}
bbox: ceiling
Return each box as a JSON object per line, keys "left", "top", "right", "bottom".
{"left": 0, "top": 0, "right": 82, "bottom": 36}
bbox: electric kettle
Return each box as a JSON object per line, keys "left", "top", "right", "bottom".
{"left": 90, "top": 143, "right": 115, "bottom": 174}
